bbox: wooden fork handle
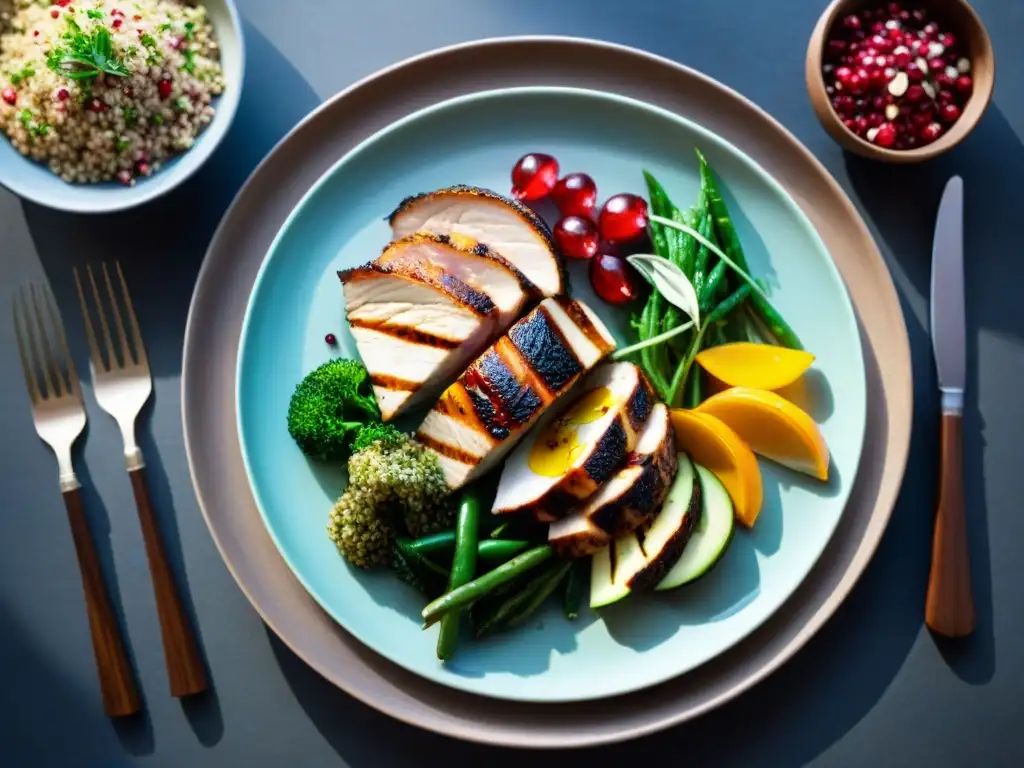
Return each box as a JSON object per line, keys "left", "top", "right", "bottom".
{"left": 63, "top": 487, "right": 142, "bottom": 717}
{"left": 129, "top": 467, "right": 209, "bottom": 697}
{"left": 925, "top": 412, "right": 975, "bottom": 637}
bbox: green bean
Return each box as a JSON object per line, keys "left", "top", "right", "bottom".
{"left": 563, "top": 560, "right": 587, "bottom": 620}
{"left": 391, "top": 541, "right": 451, "bottom": 599}
{"left": 684, "top": 365, "right": 703, "bottom": 408}
{"left": 696, "top": 149, "right": 802, "bottom": 349}
{"left": 394, "top": 538, "right": 449, "bottom": 578}
{"left": 678, "top": 207, "right": 699, "bottom": 278}
{"left": 475, "top": 561, "right": 569, "bottom": 638}
{"left": 707, "top": 284, "right": 752, "bottom": 327}
{"left": 407, "top": 531, "right": 532, "bottom": 562}
{"left": 505, "top": 562, "right": 572, "bottom": 630}
{"left": 700, "top": 260, "right": 728, "bottom": 314}
{"left": 421, "top": 545, "right": 554, "bottom": 628}
{"left": 639, "top": 294, "right": 671, "bottom": 400}
{"left": 436, "top": 489, "right": 481, "bottom": 660}
{"left": 691, "top": 213, "right": 712, "bottom": 301}
{"left": 642, "top": 170, "right": 673, "bottom": 259}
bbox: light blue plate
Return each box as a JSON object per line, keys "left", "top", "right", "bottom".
{"left": 236, "top": 87, "right": 866, "bottom": 703}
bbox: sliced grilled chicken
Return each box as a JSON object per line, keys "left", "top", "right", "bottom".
{"left": 338, "top": 258, "right": 499, "bottom": 421}
{"left": 415, "top": 296, "right": 616, "bottom": 490}
{"left": 388, "top": 185, "right": 566, "bottom": 298}
{"left": 377, "top": 232, "right": 540, "bottom": 328}
{"left": 549, "top": 404, "right": 677, "bottom": 558}
{"left": 491, "top": 362, "right": 654, "bottom": 522}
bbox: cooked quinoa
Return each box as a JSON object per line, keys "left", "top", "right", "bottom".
{"left": 0, "top": 0, "right": 224, "bottom": 185}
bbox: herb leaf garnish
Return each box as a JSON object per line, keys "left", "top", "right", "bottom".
{"left": 47, "top": 22, "right": 130, "bottom": 81}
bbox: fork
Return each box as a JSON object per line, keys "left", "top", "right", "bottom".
{"left": 12, "top": 282, "right": 142, "bottom": 717}
{"left": 74, "top": 263, "right": 208, "bottom": 699}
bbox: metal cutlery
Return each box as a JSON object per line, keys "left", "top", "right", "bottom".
{"left": 12, "top": 282, "right": 142, "bottom": 717}
{"left": 74, "top": 263, "right": 209, "bottom": 696}
{"left": 925, "top": 174, "right": 974, "bottom": 638}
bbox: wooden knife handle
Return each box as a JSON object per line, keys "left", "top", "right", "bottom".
{"left": 129, "top": 467, "right": 209, "bottom": 697}
{"left": 925, "top": 412, "right": 975, "bottom": 637}
{"left": 62, "top": 487, "right": 142, "bottom": 717}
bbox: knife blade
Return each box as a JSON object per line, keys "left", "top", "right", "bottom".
{"left": 930, "top": 175, "right": 965, "bottom": 414}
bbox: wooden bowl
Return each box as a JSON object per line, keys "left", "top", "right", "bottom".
{"left": 806, "top": 0, "right": 994, "bottom": 163}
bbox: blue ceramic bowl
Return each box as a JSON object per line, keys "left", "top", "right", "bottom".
{"left": 0, "top": 0, "right": 244, "bottom": 213}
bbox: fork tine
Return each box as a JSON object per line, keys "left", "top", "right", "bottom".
{"left": 21, "top": 283, "right": 57, "bottom": 399}
{"left": 30, "top": 282, "right": 67, "bottom": 398}
{"left": 12, "top": 288, "right": 42, "bottom": 404}
{"left": 114, "top": 261, "right": 147, "bottom": 367}
{"left": 74, "top": 267, "right": 106, "bottom": 372}
{"left": 87, "top": 264, "right": 116, "bottom": 368}
{"left": 101, "top": 262, "right": 134, "bottom": 367}
{"left": 42, "top": 281, "right": 82, "bottom": 398}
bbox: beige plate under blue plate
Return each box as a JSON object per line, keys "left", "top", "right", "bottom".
{"left": 183, "top": 37, "right": 911, "bottom": 745}
{"left": 234, "top": 85, "right": 867, "bottom": 703}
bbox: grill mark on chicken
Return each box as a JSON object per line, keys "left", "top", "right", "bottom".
{"left": 493, "top": 336, "right": 554, "bottom": 404}
{"left": 337, "top": 260, "right": 497, "bottom": 318}
{"left": 556, "top": 296, "right": 615, "bottom": 355}
{"left": 370, "top": 373, "right": 420, "bottom": 392}
{"left": 507, "top": 304, "right": 582, "bottom": 392}
{"left": 478, "top": 349, "right": 543, "bottom": 427}
{"left": 464, "top": 385, "right": 510, "bottom": 441}
{"left": 348, "top": 317, "right": 462, "bottom": 350}
{"left": 415, "top": 432, "right": 482, "bottom": 467}
{"left": 581, "top": 419, "right": 628, "bottom": 489}
{"left": 624, "top": 372, "right": 654, "bottom": 433}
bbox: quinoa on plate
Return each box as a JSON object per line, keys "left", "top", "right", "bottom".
{"left": 0, "top": 0, "right": 225, "bottom": 185}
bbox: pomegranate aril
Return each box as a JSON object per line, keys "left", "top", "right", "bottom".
{"left": 551, "top": 172, "right": 598, "bottom": 217}
{"left": 832, "top": 94, "right": 855, "bottom": 115}
{"left": 937, "top": 89, "right": 955, "bottom": 105}
{"left": 553, "top": 216, "right": 600, "bottom": 260}
{"left": 955, "top": 74, "right": 973, "bottom": 93}
{"left": 2, "top": 86, "right": 16, "bottom": 105}
{"left": 939, "top": 103, "right": 961, "bottom": 123}
{"left": 873, "top": 122, "right": 897, "bottom": 148}
{"left": 904, "top": 84, "right": 925, "bottom": 103}
{"left": 511, "top": 152, "right": 559, "bottom": 201}
{"left": 590, "top": 254, "right": 639, "bottom": 305}
{"left": 920, "top": 122, "right": 943, "bottom": 143}
{"left": 867, "top": 112, "right": 884, "bottom": 128}
{"left": 842, "top": 14, "right": 861, "bottom": 31}
{"left": 598, "top": 193, "right": 649, "bottom": 244}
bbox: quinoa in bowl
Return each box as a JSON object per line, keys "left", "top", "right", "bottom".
{"left": 0, "top": 0, "right": 226, "bottom": 186}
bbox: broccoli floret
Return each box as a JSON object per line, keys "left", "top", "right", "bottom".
{"left": 326, "top": 430, "right": 455, "bottom": 568}
{"left": 351, "top": 422, "right": 405, "bottom": 453}
{"left": 287, "top": 359, "right": 380, "bottom": 461}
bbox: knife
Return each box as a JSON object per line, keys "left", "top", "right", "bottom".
{"left": 925, "top": 174, "right": 974, "bottom": 638}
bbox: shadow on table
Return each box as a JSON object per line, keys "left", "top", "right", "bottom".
{"left": 0, "top": 598, "right": 146, "bottom": 766}
{"left": 13, "top": 18, "right": 320, "bottom": 757}
{"left": 843, "top": 100, "right": 1024, "bottom": 686}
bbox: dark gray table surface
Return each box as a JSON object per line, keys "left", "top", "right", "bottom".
{"left": 2, "top": 0, "right": 1022, "bottom": 765}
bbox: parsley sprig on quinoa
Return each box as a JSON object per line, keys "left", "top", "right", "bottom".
{"left": 46, "top": 19, "right": 130, "bottom": 81}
